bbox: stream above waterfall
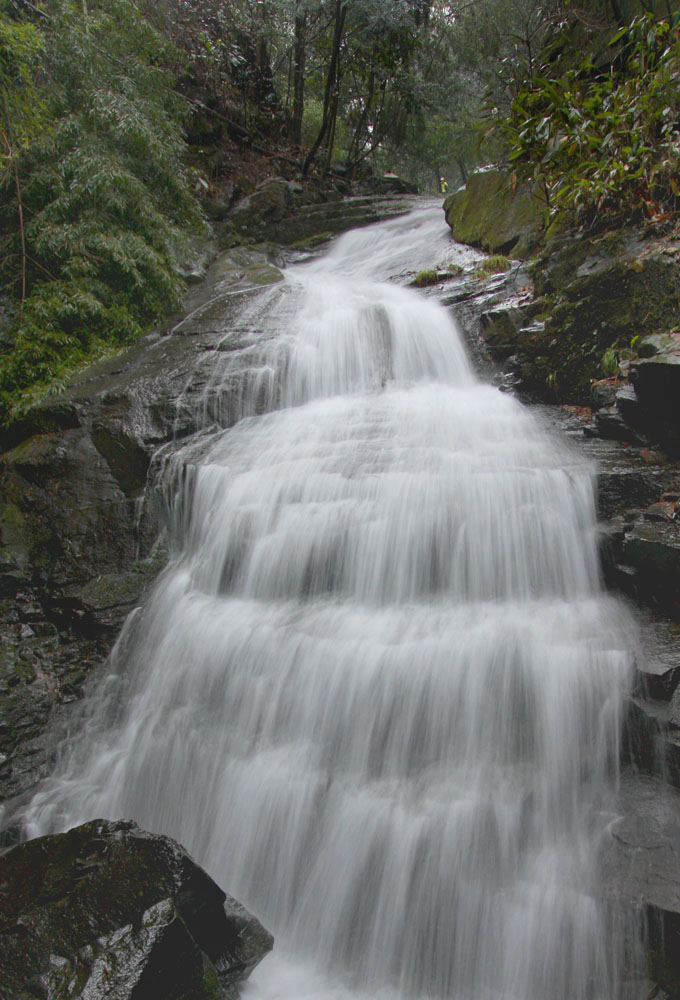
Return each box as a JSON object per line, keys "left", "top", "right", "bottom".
{"left": 20, "top": 204, "right": 645, "bottom": 1000}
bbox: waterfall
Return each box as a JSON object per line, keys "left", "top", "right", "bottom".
{"left": 23, "top": 205, "right": 640, "bottom": 1000}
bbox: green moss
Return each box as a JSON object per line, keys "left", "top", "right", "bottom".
{"left": 444, "top": 169, "right": 548, "bottom": 257}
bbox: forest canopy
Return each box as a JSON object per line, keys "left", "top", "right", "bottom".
{"left": 1, "top": 0, "right": 678, "bottom": 425}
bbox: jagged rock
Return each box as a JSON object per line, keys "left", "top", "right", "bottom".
{"left": 443, "top": 168, "right": 547, "bottom": 257}
{"left": 478, "top": 303, "right": 527, "bottom": 358}
{"left": 620, "top": 520, "right": 680, "bottom": 615}
{"left": 615, "top": 382, "right": 644, "bottom": 427}
{"left": 595, "top": 404, "right": 647, "bottom": 446}
{"left": 0, "top": 818, "right": 273, "bottom": 1000}
{"left": 635, "top": 620, "right": 680, "bottom": 701}
{"left": 517, "top": 227, "right": 680, "bottom": 402}
{"left": 623, "top": 696, "right": 669, "bottom": 775}
{"left": 596, "top": 461, "right": 677, "bottom": 521}
{"left": 591, "top": 377, "right": 618, "bottom": 411}
{"left": 631, "top": 345, "right": 680, "bottom": 453}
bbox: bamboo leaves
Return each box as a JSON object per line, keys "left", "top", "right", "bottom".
{"left": 0, "top": 0, "right": 205, "bottom": 425}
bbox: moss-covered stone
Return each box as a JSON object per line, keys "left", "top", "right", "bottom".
{"left": 443, "top": 169, "right": 547, "bottom": 257}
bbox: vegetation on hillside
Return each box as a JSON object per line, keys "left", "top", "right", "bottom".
{"left": 0, "top": 0, "right": 204, "bottom": 424}
{"left": 492, "top": 3, "right": 680, "bottom": 226}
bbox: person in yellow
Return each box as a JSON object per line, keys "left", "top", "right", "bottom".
{"left": 440, "top": 176, "right": 448, "bottom": 194}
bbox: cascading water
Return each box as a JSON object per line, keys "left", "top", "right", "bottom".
{"left": 22, "top": 205, "right": 641, "bottom": 1000}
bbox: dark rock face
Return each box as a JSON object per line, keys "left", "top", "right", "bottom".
{"left": 602, "top": 774, "right": 680, "bottom": 997}
{"left": 631, "top": 344, "right": 680, "bottom": 453}
{"left": 0, "top": 818, "right": 273, "bottom": 1000}
{"left": 603, "top": 513, "right": 680, "bottom": 621}
{"left": 622, "top": 520, "right": 680, "bottom": 609}
{"left": 468, "top": 221, "right": 680, "bottom": 407}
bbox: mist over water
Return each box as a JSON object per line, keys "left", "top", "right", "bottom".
{"left": 23, "top": 205, "right": 640, "bottom": 1000}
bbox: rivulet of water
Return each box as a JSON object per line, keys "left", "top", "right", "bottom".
{"left": 22, "top": 205, "right": 641, "bottom": 1000}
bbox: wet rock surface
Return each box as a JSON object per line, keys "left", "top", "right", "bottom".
{"left": 0, "top": 245, "right": 289, "bottom": 798}
{"left": 2, "top": 197, "right": 680, "bottom": 994}
{"left": 603, "top": 773, "right": 680, "bottom": 997}
{"left": 0, "top": 818, "right": 273, "bottom": 1000}
{"left": 226, "top": 176, "right": 414, "bottom": 246}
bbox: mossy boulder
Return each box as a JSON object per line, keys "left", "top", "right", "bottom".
{"left": 0, "top": 819, "right": 273, "bottom": 1000}
{"left": 229, "top": 177, "right": 296, "bottom": 239}
{"left": 443, "top": 168, "right": 547, "bottom": 257}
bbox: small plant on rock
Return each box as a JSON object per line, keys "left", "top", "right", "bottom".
{"left": 413, "top": 269, "right": 439, "bottom": 287}
{"left": 601, "top": 348, "right": 619, "bottom": 376}
{"left": 473, "top": 254, "right": 511, "bottom": 279}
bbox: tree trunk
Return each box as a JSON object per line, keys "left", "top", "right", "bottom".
{"left": 346, "top": 69, "right": 375, "bottom": 171}
{"left": 302, "top": 0, "right": 347, "bottom": 175}
{"left": 291, "top": 8, "right": 307, "bottom": 148}
{"left": 455, "top": 156, "right": 467, "bottom": 185}
{"left": 323, "top": 82, "right": 341, "bottom": 173}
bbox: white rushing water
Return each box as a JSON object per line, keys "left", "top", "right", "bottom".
{"left": 23, "top": 204, "right": 640, "bottom": 1000}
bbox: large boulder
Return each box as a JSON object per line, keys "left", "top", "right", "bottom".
{"left": 0, "top": 818, "right": 273, "bottom": 1000}
{"left": 227, "top": 177, "right": 413, "bottom": 246}
{"left": 443, "top": 168, "right": 547, "bottom": 257}
{"left": 229, "top": 178, "right": 296, "bottom": 239}
{"left": 630, "top": 339, "right": 680, "bottom": 453}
